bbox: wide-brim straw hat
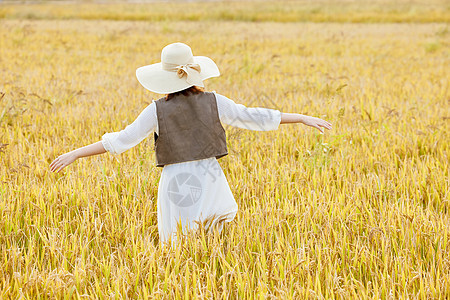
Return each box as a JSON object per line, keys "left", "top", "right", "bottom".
{"left": 136, "top": 42, "right": 220, "bottom": 94}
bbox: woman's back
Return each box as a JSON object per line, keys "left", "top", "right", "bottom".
{"left": 100, "top": 91, "right": 282, "bottom": 158}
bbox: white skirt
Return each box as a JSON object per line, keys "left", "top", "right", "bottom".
{"left": 156, "top": 157, "right": 238, "bottom": 246}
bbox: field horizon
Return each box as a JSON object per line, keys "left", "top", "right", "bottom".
{"left": 1, "top": 0, "right": 449, "bottom": 23}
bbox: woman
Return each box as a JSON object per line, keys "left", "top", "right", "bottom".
{"left": 50, "top": 42, "right": 332, "bottom": 247}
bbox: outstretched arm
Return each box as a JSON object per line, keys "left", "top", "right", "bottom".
{"left": 49, "top": 141, "right": 106, "bottom": 173}
{"left": 281, "top": 113, "right": 332, "bottom": 133}
{"left": 214, "top": 93, "right": 332, "bottom": 133}
{"left": 50, "top": 101, "right": 157, "bottom": 173}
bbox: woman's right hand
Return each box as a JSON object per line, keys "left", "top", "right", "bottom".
{"left": 49, "top": 151, "right": 78, "bottom": 173}
{"left": 301, "top": 115, "right": 332, "bottom": 133}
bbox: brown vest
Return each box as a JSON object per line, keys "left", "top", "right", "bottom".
{"left": 153, "top": 91, "right": 228, "bottom": 167}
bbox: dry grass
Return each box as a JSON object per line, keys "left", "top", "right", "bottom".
{"left": 0, "top": 2, "right": 449, "bottom": 298}
{"left": 0, "top": 0, "right": 449, "bottom": 23}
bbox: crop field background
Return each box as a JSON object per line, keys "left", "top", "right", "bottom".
{"left": 0, "top": 0, "right": 449, "bottom": 298}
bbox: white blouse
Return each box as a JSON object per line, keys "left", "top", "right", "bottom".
{"left": 101, "top": 92, "right": 281, "bottom": 246}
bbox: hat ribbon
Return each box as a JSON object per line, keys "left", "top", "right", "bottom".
{"left": 162, "top": 62, "right": 203, "bottom": 87}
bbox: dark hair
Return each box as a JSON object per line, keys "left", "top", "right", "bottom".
{"left": 166, "top": 86, "right": 204, "bottom": 101}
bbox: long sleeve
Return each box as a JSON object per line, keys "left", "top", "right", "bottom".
{"left": 101, "top": 101, "right": 158, "bottom": 155}
{"left": 213, "top": 92, "right": 281, "bottom": 131}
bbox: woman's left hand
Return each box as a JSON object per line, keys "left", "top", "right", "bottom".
{"left": 49, "top": 151, "right": 78, "bottom": 173}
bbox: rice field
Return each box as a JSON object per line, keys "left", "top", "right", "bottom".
{"left": 0, "top": 1, "right": 449, "bottom": 298}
